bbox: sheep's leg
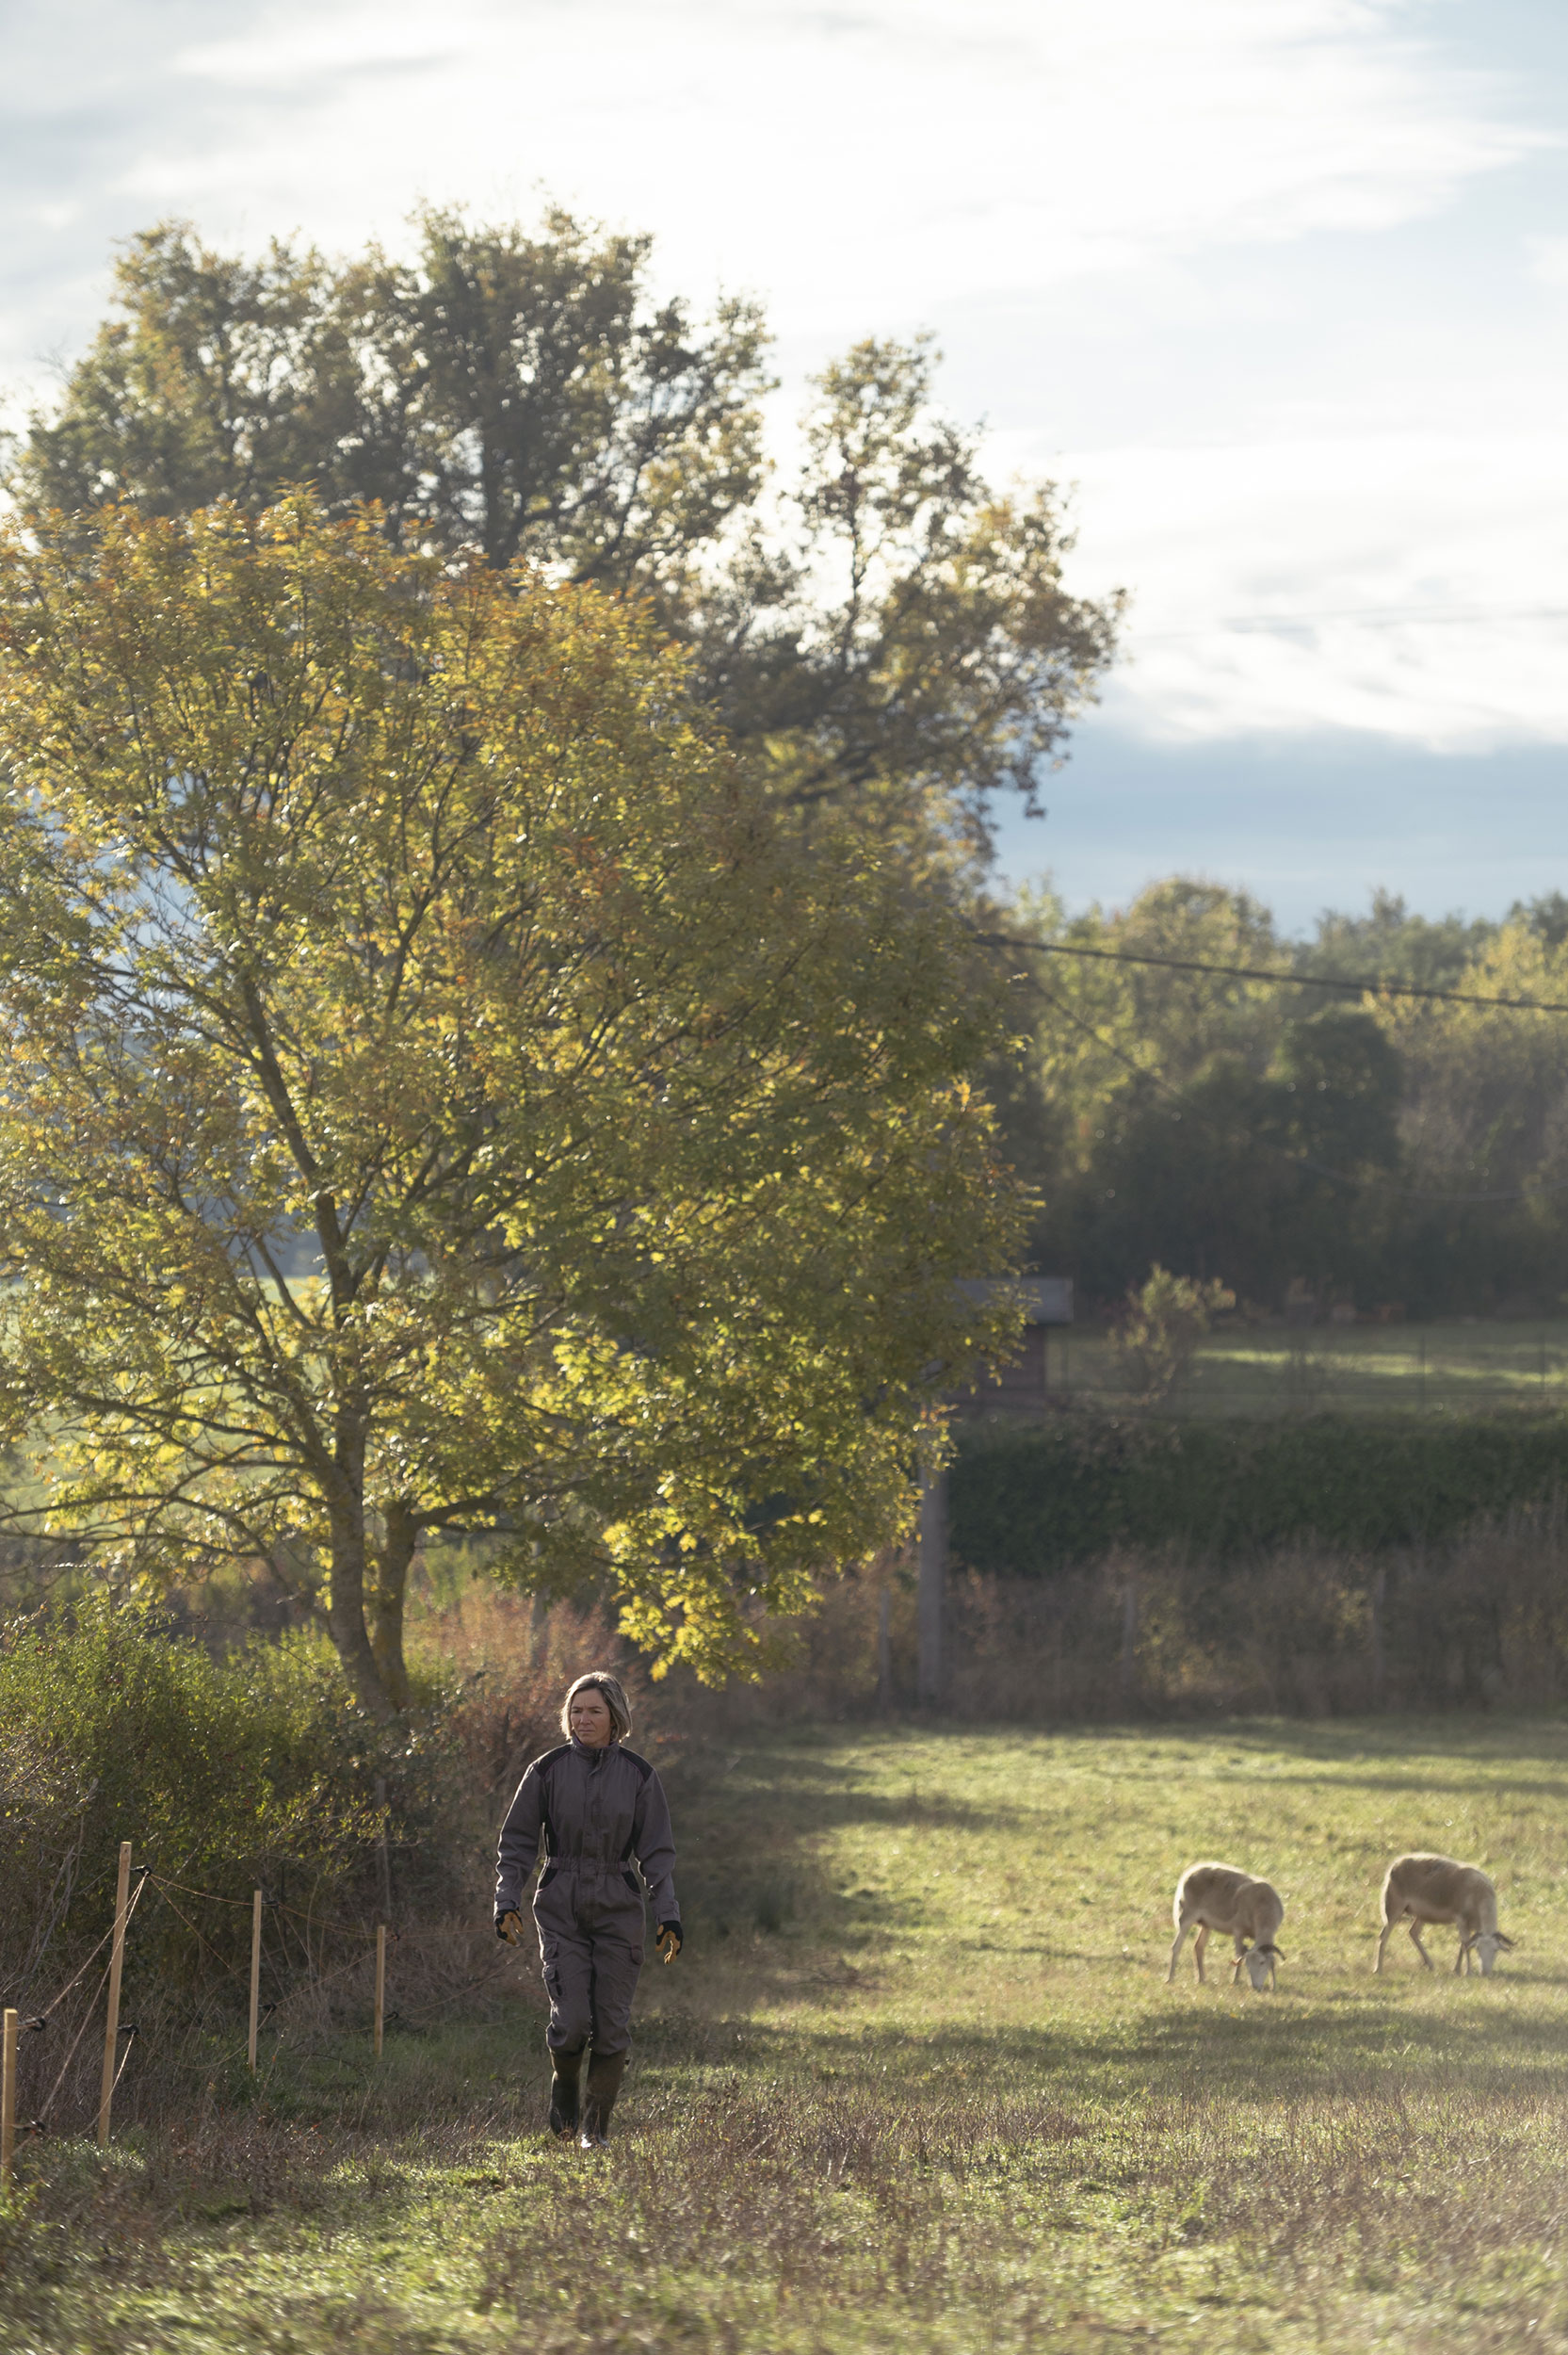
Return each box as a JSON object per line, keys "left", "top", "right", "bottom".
{"left": 1374, "top": 1919, "right": 1395, "bottom": 1973}
{"left": 1193, "top": 1925, "right": 1208, "bottom": 1983}
{"left": 1408, "top": 1920, "right": 1434, "bottom": 1971}
{"left": 1230, "top": 1938, "right": 1248, "bottom": 1986}
{"left": 1455, "top": 1933, "right": 1472, "bottom": 1976}
{"left": 1167, "top": 1919, "right": 1192, "bottom": 1984}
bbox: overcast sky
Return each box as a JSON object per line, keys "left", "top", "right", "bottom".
{"left": 3, "top": 0, "right": 1563, "bottom": 930}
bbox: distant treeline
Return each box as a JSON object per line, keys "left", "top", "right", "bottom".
{"left": 1001, "top": 880, "right": 1568, "bottom": 1319}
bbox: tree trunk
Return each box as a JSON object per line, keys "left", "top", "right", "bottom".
{"left": 916, "top": 1469, "right": 946, "bottom": 1709}
{"left": 370, "top": 1502, "right": 416, "bottom": 1713}
{"left": 327, "top": 1517, "right": 398, "bottom": 1721}
{"left": 323, "top": 1404, "right": 403, "bottom": 1719}
{"left": 877, "top": 1584, "right": 893, "bottom": 1713}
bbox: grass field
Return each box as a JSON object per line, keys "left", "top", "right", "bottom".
{"left": 7, "top": 1715, "right": 1568, "bottom": 2352}
{"left": 1050, "top": 1316, "right": 1568, "bottom": 1417}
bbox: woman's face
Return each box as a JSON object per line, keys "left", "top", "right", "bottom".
{"left": 568, "top": 1685, "right": 615, "bottom": 1748}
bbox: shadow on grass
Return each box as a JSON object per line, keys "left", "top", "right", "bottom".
{"left": 1122, "top": 1990, "right": 1568, "bottom": 2086}
{"left": 663, "top": 1713, "right": 1568, "bottom": 2020}
{"left": 638, "top": 1983, "right": 1568, "bottom": 2102}
{"left": 1120, "top": 1713, "right": 1568, "bottom": 1765}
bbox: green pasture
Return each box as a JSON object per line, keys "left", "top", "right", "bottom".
{"left": 7, "top": 1716, "right": 1568, "bottom": 2351}
{"left": 1049, "top": 1314, "right": 1568, "bottom": 1417}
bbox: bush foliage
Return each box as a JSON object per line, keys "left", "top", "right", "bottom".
{"left": 948, "top": 1409, "right": 1568, "bottom": 1575}
{"left": 0, "top": 1585, "right": 662, "bottom": 2047}
{"left": 0, "top": 1602, "right": 395, "bottom": 2006}
{"left": 1107, "top": 1265, "right": 1234, "bottom": 1404}
{"left": 941, "top": 1511, "right": 1568, "bottom": 1720}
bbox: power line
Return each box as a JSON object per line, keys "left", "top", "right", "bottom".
{"left": 982, "top": 931, "right": 1568, "bottom": 1015}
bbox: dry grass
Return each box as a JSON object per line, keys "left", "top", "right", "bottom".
{"left": 6, "top": 1713, "right": 1568, "bottom": 2351}
{"left": 677, "top": 1503, "right": 1568, "bottom": 1724}
{"left": 7, "top": 2064, "right": 1568, "bottom": 2351}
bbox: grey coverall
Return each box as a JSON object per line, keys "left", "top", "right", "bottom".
{"left": 494, "top": 1738, "right": 680, "bottom": 2056}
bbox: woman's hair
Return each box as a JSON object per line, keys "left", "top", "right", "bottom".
{"left": 560, "top": 1671, "right": 632, "bottom": 1743}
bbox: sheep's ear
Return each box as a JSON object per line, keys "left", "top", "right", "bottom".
{"left": 1270, "top": 1947, "right": 1285, "bottom": 1960}
{"left": 1495, "top": 1933, "right": 1516, "bottom": 1949}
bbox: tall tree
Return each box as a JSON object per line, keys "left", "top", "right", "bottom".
{"left": 16, "top": 211, "right": 770, "bottom": 581}
{"left": 687, "top": 335, "right": 1120, "bottom": 850}
{"left": 13, "top": 214, "right": 1119, "bottom": 850}
{"left": 0, "top": 497, "right": 1023, "bottom": 1716}
{"left": 1302, "top": 888, "right": 1498, "bottom": 995}
{"left": 1376, "top": 924, "right": 1568, "bottom": 1311}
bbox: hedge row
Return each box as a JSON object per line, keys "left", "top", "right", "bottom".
{"left": 947, "top": 1411, "right": 1568, "bottom": 1576}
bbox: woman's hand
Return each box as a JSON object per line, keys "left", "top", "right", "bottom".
{"left": 656, "top": 1923, "right": 683, "bottom": 1964}
{"left": 495, "top": 1908, "right": 526, "bottom": 1945}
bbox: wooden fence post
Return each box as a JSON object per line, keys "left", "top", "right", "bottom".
{"left": 374, "top": 1924, "right": 386, "bottom": 2059}
{"left": 2, "top": 2006, "right": 16, "bottom": 2184}
{"left": 373, "top": 1778, "right": 393, "bottom": 1923}
{"left": 1119, "top": 1573, "right": 1139, "bottom": 1713}
{"left": 916, "top": 1468, "right": 946, "bottom": 1709}
{"left": 877, "top": 1585, "right": 893, "bottom": 1713}
{"left": 98, "top": 1840, "right": 132, "bottom": 2146}
{"left": 1370, "top": 1562, "right": 1387, "bottom": 1708}
{"left": 248, "top": 1890, "right": 264, "bottom": 2072}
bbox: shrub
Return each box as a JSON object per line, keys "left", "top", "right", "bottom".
{"left": 412, "top": 1585, "right": 657, "bottom": 1811}
{"left": 949, "top": 1410, "right": 1568, "bottom": 1575}
{"left": 0, "top": 1600, "right": 385, "bottom": 2008}
{"left": 1108, "top": 1266, "right": 1235, "bottom": 1403}
{"left": 943, "top": 1500, "right": 1568, "bottom": 1720}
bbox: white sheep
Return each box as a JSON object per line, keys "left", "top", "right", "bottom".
{"left": 1167, "top": 1861, "right": 1285, "bottom": 1991}
{"left": 1374, "top": 1853, "right": 1513, "bottom": 1976}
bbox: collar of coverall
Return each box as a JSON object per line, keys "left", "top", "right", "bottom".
{"left": 569, "top": 1732, "right": 621, "bottom": 1757}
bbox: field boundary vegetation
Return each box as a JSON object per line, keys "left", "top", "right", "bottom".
{"left": 949, "top": 1405, "right": 1568, "bottom": 1570}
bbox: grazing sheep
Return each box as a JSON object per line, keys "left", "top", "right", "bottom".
{"left": 1168, "top": 1861, "right": 1285, "bottom": 1991}
{"left": 1374, "top": 1853, "right": 1513, "bottom": 1976}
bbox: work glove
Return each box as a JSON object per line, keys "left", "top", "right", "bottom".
{"left": 495, "top": 1908, "right": 526, "bottom": 1946}
{"left": 656, "top": 1922, "right": 683, "bottom": 1964}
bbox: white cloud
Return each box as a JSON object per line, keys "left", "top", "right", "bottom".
{"left": 1061, "top": 432, "right": 1568, "bottom": 747}
{"left": 149, "top": 0, "right": 1534, "bottom": 332}
{"left": 1527, "top": 234, "right": 1568, "bottom": 289}
{"left": 0, "top": 0, "right": 1557, "bottom": 763}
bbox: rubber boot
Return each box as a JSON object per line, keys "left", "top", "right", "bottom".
{"left": 577, "top": 2050, "right": 626, "bottom": 2148}
{"left": 548, "top": 2043, "right": 585, "bottom": 2139}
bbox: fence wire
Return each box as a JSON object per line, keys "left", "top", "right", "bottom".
{"left": 24, "top": 1869, "right": 150, "bottom": 2130}
{"left": 5, "top": 1856, "right": 521, "bottom": 2144}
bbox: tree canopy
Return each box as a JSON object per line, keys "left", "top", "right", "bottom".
{"left": 12, "top": 211, "right": 1120, "bottom": 853}
{"left": 1003, "top": 877, "right": 1568, "bottom": 1317}
{"left": 0, "top": 496, "right": 1025, "bottom": 1715}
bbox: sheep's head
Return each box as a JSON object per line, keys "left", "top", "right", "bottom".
{"left": 1472, "top": 1930, "right": 1514, "bottom": 1976}
{"left": 1242, "top": 1942, "right": 1282, "bottom": 1991}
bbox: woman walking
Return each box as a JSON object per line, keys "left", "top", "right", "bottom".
{"left": 494, "top": 1671, "right": 682, "bottom": 2146}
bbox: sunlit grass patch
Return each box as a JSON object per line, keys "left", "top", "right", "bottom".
{"left": 6, "top": 1715, "right": 1568, "bottom": 2351}
{"left": 1053, "top": 1315, "right": 1568, "bottom": 1417}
